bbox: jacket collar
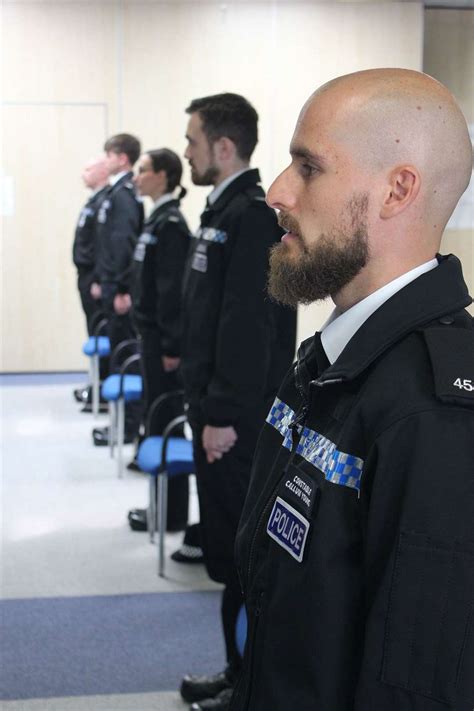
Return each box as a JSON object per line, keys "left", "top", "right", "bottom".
{"left": 297, "top": 254, "right": 472, "bottom": 389}
{"left": 109, "top": 171, "right": 134, "bottom": 192}
{"left": 202, "top": 168, "right": 261, "bottom": 216}
{"left": 146, "top": 198, "right": 180, "bottom": 226}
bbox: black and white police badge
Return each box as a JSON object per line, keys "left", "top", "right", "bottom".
{"left": 97, "top": 199, "right": 111, "bottom": 224}
{"left": 77, "top": 207, "right": 93, "bottom": 229}
{"left": 191, "top": 242, "right": 208, "bottom": 273}
{"left": 266, "top": 464, "right": 319, "bottom": 563}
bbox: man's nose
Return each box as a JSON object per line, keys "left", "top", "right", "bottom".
{"left": 266, "top": 166, "right": 296, "bottom": 212}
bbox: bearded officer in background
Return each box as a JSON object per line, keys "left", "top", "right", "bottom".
{"left": 179, "top": 92, "right": 297, "bottom": 711}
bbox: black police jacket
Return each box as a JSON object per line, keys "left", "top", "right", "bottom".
{"left": 181, "top": 169, "right": 297, "bottom": 426}
{"left": 72, "top": 185, "right": 109, "bottom": 274}
{"left": 95, "top": 172, "right": 144, "bottom": 293}
{"left": 232, "top": 254, "right": 474, "bottom": 711}
{"left": 131, "top": 198, "right": 190, "bottom": 356}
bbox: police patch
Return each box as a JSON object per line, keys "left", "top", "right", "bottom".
{"left": 97, "top": 200, "right": 110, "bottom": 224}
{"left": 266, "top": 496, "right": 309, "bottom": 563}
{"left": 192, "top": 251, "right": 208, "bottom": 273}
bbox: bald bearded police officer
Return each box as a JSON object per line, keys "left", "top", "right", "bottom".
{"left": 93, "top": 133, "right": 144, "bottom": 446}
{"left": 231, "top": 70, "right": 474, "bottom": 711}
{"left": 180, "top": 93, "right": 297, "bottom": 711}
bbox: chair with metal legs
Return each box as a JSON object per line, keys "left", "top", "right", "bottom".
{"left": 235, "top": 604, "right": 248, "bottom": 658}
{"left": 101, "top": 339, "right": 143, "bottom": 477}
{"left": 136, "top": 391, "right": 194, "bottom": 577}
{"left": 81, "top": 314, "right": 110, "bottom": 417}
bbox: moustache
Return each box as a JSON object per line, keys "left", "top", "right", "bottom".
{"left": 277, "top": 212, "right": 302, "bottom": 238}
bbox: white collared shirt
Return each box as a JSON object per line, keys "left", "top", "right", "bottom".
{"left": 151, "top": 193, "right": 174, "bottom": 212}
{"left": 207, "top": 168, "right": 252, "bottom": 206}
{"left": 321, "top": 259, "right": 439, "bottom": 364}
{"left": 109, "top": 170, "right": 128, "bottom": 187}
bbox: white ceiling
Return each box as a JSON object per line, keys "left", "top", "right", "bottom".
{"left": 3, "top": 0, "right": 473, "bottom": 6}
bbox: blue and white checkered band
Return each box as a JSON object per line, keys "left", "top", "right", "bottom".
{"left": 266, "top": 397, "right": 296, "bottom": 451}
{"left": 194, "top": 227, "right": 228, "bottom": 244}
{"left": 296, "top": 427, "right": 364, "bottom": 494}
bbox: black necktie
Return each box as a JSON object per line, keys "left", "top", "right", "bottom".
{"left": 313, "top": 331, "right": 330, "bottom": 376}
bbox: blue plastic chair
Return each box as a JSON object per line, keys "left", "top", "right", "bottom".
{"left": 235, "top": 604, "right": 248, "bottom": 658}
{"left": 136, "top": 392, "right": 194, "bottom": 577}
{"left": 100, "top": 343, "right": 143, "bottom": 478}
{"left": 82, "top": 317, "right": 110, "bottom": 417}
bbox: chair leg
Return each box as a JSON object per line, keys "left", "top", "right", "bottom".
{"left": 92, "top": 355, "right": 99, "bottom": 418}
{"left": 158, "top": 473, "right": 168, "bottom": 578}
{"left": 117, "top": 398, "right": 125, "bottom": 478}
{"left": 148, "top": 474, "right": 157, "bottom": 544}
{"left": 109, "top": 402, "right": 116, "bottom": 458}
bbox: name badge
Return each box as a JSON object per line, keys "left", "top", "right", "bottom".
{"left": 281, "top": 466, "right": 318, "bottom": 518}
{"left": 266, "top": 496, "right": 309, "bottom": 563}
{"left": 97, "top": 200, "right": 110, "bottom": 224}
{"left": 192, "top": 251, "right": 208, "bottom": 273}
{"left": 133, "top": 242, "right": 146, "bottom": 262}
{"left": 77, "top": 207, "right": 93, "bottom": 228}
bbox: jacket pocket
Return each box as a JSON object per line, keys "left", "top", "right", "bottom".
{"left": 381, "top": 531, "right": 474, "bottom": 705}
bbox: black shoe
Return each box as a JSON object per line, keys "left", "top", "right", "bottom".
{"left": 92, "top": 426, "right": 135, "bottom": 447}
{"left": 128, "top": 508, "right": 189, "bottom": 533}
{"left": 128, "top": 508, "right": 148, "bottom": 531}
{"left": 190, "top": 688, "right": 234, "bottom": 710}
{"left": 171, "top": 544, "right": 204, "bottom": 563}
{"left": 80, "top": 402, "right": 109, "bottom": 414}
{"left": 126, "top": 456, "right": 142, "bottom": 472}
{"left": 181, "top": 671, "right": 233, "bottom": 704}
{"left": 74, "top": 386, "right": 91, "bottom": 403}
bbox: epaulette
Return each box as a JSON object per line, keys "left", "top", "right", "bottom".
{"left": 423, "top": 316, "right": 474, "bottom": 407}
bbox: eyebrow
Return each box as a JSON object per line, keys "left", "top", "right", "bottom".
{"left": 290, "top": 145, "right": 327, "bottom": 167}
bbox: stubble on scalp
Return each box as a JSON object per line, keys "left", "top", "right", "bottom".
{"left": 268, "top": 193, "right": 370, "bottom": 307}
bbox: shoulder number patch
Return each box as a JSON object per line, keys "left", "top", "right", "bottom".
{"left": 453, "top": 378, "right": 473, "bottom": 393}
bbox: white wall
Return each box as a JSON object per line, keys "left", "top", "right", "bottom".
{"left": 423, "top": 8, "right": 474, "bottom": 316}
{"left": 2, "top": 1, "right": 425, "bottom": 370}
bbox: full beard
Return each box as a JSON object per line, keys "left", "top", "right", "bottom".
{"left": 190, "top": 164, "right": 219, "bottom": 186}
{"left": 268, "top": 193, "right": 370, "bottom": 307}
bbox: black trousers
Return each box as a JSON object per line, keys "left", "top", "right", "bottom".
{"left": 77, "top": 271, "right": 109, "bottom": 379}
{"left": 189, "top": 412, "right": 263, "bottom": 672}
{"left": 140, "top": 325, "right": 188, "bottom": 530}
{"left": 102, "top": 284, "right": 141, "bottom": 437}
{"left": 78, "top": 270, "right": 102, "bottom": 336}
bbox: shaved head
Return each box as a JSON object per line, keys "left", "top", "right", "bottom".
{"left": 267, "top": 68, "right": 472, "bottom": 309}
{"left": 82, "top": 156, "right": 110, "bottom": 190}
{"left": 308, "top": 68, "right": 472, "bottom": 233}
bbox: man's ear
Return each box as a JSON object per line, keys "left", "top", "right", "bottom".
{"left": 214, "top": 136, "right": 236, "bottom": 161}
{"left": 380, "top": 165, "right": 420, "bottom": 219}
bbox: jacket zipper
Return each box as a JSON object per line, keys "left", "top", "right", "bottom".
{"left": 241, "top": 361, "right": 310, "bottom": 710}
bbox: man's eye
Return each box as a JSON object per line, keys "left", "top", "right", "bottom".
{"left": 300, "top": 164, "right": 318, "bottom": 177}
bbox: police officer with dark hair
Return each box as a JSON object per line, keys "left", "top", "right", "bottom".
{"left": 72, "top": 156, "right": 110, "bottom": 407}
{"left": 127, "top": 148, "right": 191, "bottom": 530}
{"left": 231, "top": 69, "right": 474, "bottom": 711}
{"left": 93, "top": 133, "right": 144, "bottom": 446}
{"left": 180, "top": 93, "right": 297, "bottom": 711}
